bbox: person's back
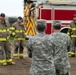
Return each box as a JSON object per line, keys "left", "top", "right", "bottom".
{"left": 26, "top": 20, "right": 56, "bottom": 75}
{"left": 50, "top": 20, "right": 71, "bottom": 75}
{"left": 51, "top": 32, "right": 71, "bottom": 72}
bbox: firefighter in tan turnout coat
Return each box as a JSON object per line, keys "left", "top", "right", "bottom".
{"left": 12, "top": 17, "right": 26, "bottom": 59}
{"left": 67, "top": 14, "right": 76, "bottom": 57}
{"left": 0, "top": 13, "right": 15, "bottom": 66}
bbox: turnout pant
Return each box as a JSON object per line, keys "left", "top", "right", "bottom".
{"left": 14, "top": 40, "right": 26, "bottom": 57}
{"left": 0, "top": 40, "right": 12, "bottom": 63}
{"left": 72, "top": 38, "right": 76, "bottom": 52}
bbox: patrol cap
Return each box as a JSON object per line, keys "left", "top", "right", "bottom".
{"left": 73, "top": 14, "right": 76, "bottom": 17}
{"left": 36, "top": 19, "right": 46, "bottom": 26}
{"left": 52, "top": 20, "right": 61, "bottom": 26}
{"left": 36, "top": 19, "right": 46, "bottom": 32}
{"left": 0, "top": 13, "right": 5, "bottom": 17}
{"left": 18, "top": 16, "right": 23, "bottom": 20}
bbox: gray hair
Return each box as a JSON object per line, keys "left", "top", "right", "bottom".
{"left": 36, "top": 19, "right": 46, "bottom": 32}
{"left": 52, "top": 20, "right": 61, "bottom": 26}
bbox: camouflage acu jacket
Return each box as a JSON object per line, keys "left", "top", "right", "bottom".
{"left": 50, "top": 32, "right": 72, "bottom": 74}
{"left": 26, "top": 33, "right": 56, "bottom": 75}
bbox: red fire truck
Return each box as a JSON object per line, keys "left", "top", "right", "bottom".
{"left": 24, "top": 0, "right": 76, "bottom": 35}
{"left": 38, "top": 4, "right": 76, "bottom": 34}
{"left": 24, "top": 0, "right": 76, "bottom": 57}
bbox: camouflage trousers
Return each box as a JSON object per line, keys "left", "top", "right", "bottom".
{"left": 30, "top": 72, "right": 56, "bottom": 75}
{"left": 0, "top": 40, "right": 11, "bottom": 60}
{"left": 56, "top": 70, "right": 70, "bottom": 75}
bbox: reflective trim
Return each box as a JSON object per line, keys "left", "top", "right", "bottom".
{"left": 13, "top": 54, "right": 18, "bottom": 57}
{"left": 0, "top": 36, "right": 10, "bottom": 41}
{"left": 71, "top": 52, "right": 75, "bottom": 55}
{"left": 15, "top": 30, "right": 23, "bottom": 33}
{"left": 67, "top": 32, "right": 70, "bottom": 35}
{"left": 71, "top": 28, "right": 76, "bottom": 30}
{"left": 9, "top": 27, "right": 15, "bottom": 30}
{"left": 0, "top": 29, "right": 6, "bottom": 32}
{"left": 6, "top": 59, "right": 12, "bottom": 62}
{"left": 0, "top": 60, "right": 6, "bottom": 63}
{"left": 14, "top": 38, "right": 25, "bottom": 40}
{"left": 12, "top": 32, "right": 16, "bottom": 36}
{"left": 68, "top": 27, "right": 76, "bottom": 30}
{"left": 2, "top": 62, "right": 7, "bottom": 66}
{"left": 0, "top": 38, "right": 6, "bottom": 41}
{"left": 7, "top": 36, "right": 10, "bottom": 39}
{"left": 7, "top": 29, "right": 10, "bottom": 31}
{"left": 19, "top": 54, "right": 24, "bottom": 56}
{"left": 71, "top": 35, "right": 76, "bottom": 38}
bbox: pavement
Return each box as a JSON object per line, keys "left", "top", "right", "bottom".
{"left": 0, "top": 57, "right": 76, "bottom": 75}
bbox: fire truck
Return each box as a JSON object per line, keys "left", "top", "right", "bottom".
{"left": 24, "top": 0, "right": 76, "bottom": 57}
{"left": 24, "top": 0, "right": 76, "bottom": 35}
{"left": 37, "top": 2, "right": 76, "bottom": 34}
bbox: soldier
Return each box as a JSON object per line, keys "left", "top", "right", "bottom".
{"left": 12, "top": 17, "right": 26, "bottom": 59}
{"left": 26, "top": 20, "right": 56, "bottom": 75}
{"left": 67, "top": 14, "right": 76, "bottom": 57}
{"left": 50, "top": 21, "right": 72, "bottom": 75}
{"left": 0, "top": 13, "right": 15, "bottom": 66}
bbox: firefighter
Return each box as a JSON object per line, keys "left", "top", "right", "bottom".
{"left": 0, "top": 13, "right": 15, "bottom": 66}
{"left": 67, "top": 14, "right": 76, "bottom": 57}
{"left": 12, "top": 17, "right": 26, "bottom": 59}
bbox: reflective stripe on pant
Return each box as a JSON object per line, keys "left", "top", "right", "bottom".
{"left": 13, "top": 54, "right": 19, "bottom": 57}
{"left": 19, "top": 54, "right": 24, "bottom": 57}
{"left": 0, "top": 59, "right": 6, "bottom": 63}
{"left": 6, "top": 59, "right": 12, "bottom": 63}
{"left": 14, "top": 40, "right": 25, "bottom": 57}
{"left": 0, "top": 41, "right": 11, "bottom": 61}
{"left": 4, "top": 40, "right": 11, "bottom": 59}
{"left": 13, "top": 53, "right": 24, "bottom": 57}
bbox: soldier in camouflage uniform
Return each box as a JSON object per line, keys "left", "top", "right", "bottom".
{"left": 12, "top": 17, "right": 26, "bottom": 59}
{"left": 26, "top": 20, "right": 56, "bottom": 75}
{"left": 50, "top": 21, "right": 72, "bottom": 75}
{"left": 0, "top": 13, "right": 15, "bottom": 66}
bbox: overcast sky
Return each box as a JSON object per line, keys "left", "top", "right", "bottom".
{"left": 0, "top": 0, "right": 23, "bottom": 17}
